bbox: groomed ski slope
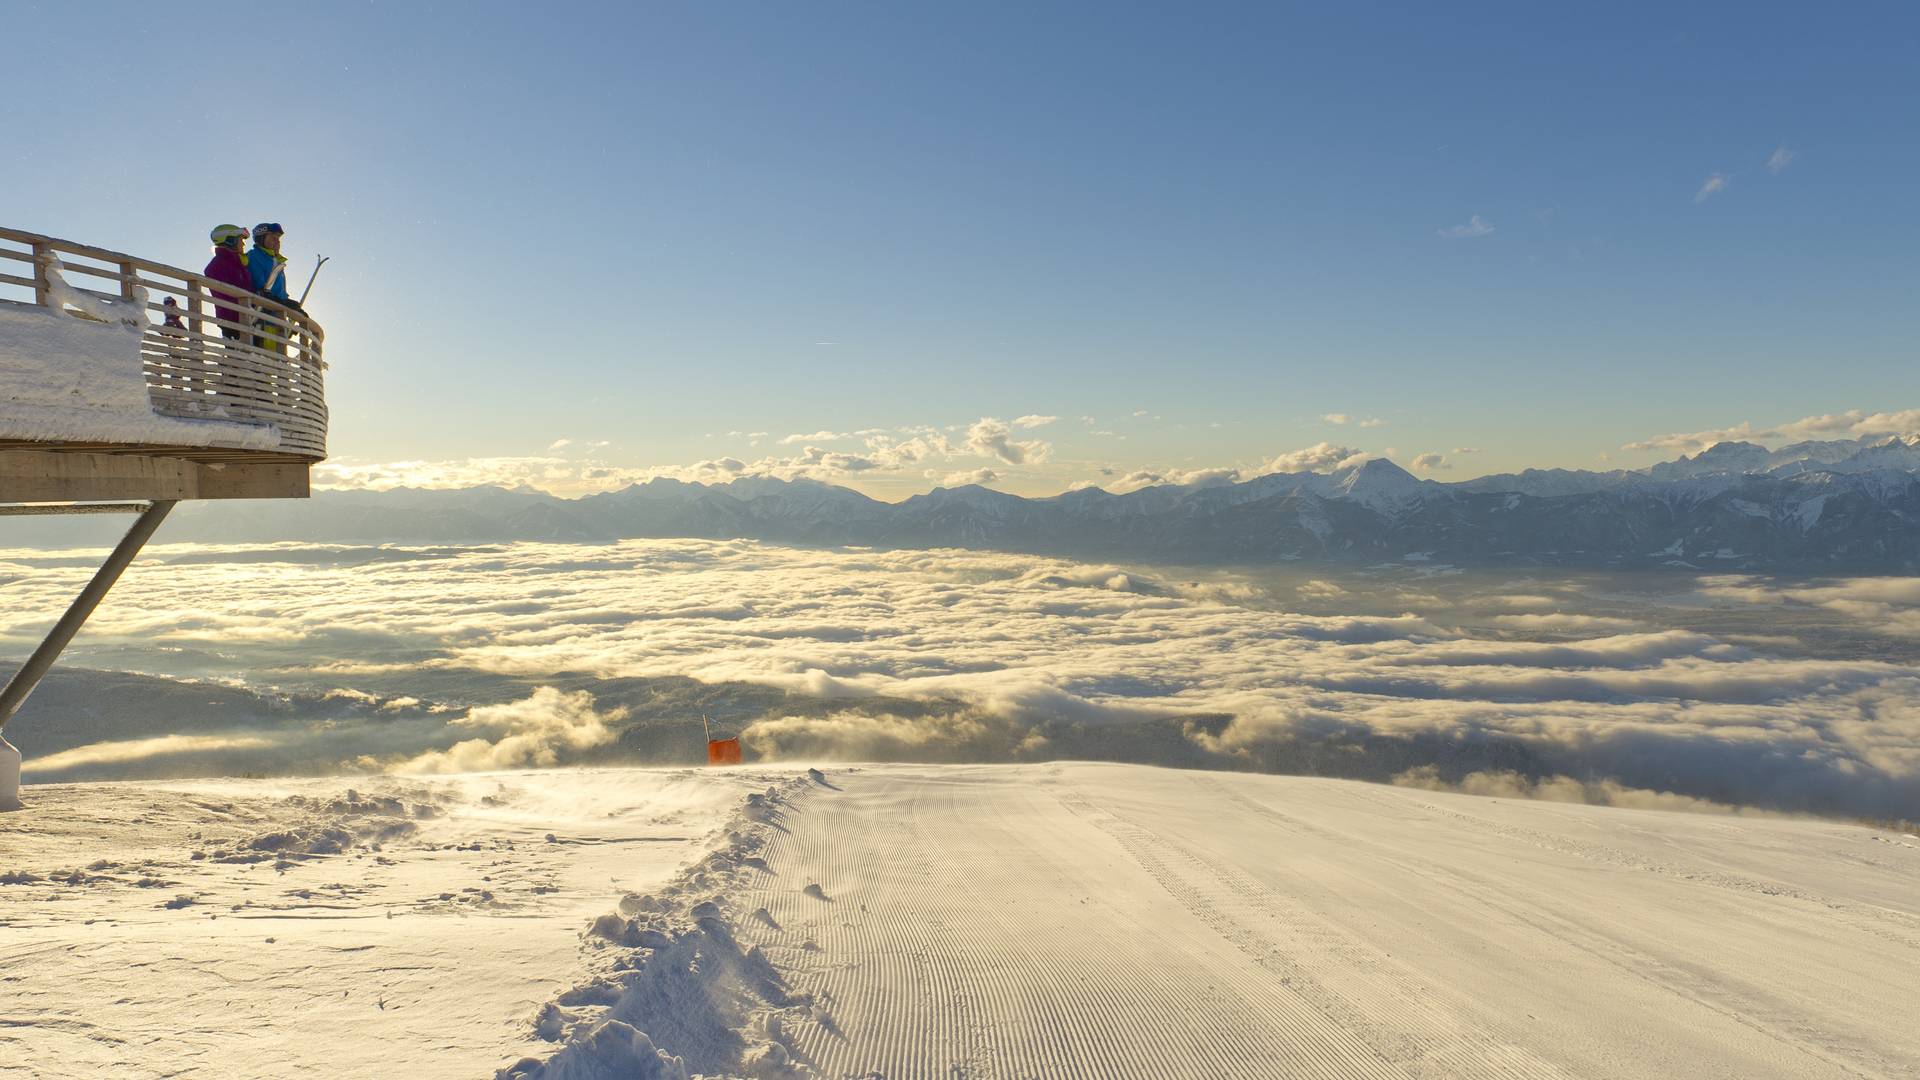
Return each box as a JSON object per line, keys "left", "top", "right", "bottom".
{"left": 4, "top": 763, "right": 1917, "bottom": 1078}
{"left": 731, "top": 764, "right": 1919, "bottom": 1080}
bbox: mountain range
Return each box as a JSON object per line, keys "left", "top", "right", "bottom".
{"left": 13, "top": 436, "right": 1920, "bottom": 570}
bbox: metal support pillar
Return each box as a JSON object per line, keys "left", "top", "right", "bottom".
{"left": 0, "top": 500, "right": 175, "bottom": 734}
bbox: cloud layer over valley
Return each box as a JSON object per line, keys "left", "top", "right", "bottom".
{"left": 3, "top": 541, "right": 1916, "bottom": 822}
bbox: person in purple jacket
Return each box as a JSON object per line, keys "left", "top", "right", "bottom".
{"left": 203, "top": 224, "right": 252, "bottom": 341}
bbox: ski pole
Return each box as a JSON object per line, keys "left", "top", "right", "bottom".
{"left": 298, "top": 255, "right": 330, "bottom": 306}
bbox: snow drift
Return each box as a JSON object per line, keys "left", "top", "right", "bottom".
{"left": 0, "top": 269, "right": 277, "bottom": 449}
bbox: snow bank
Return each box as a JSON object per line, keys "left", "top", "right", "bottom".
{"left": 0, "top": 283, "right": 278, "bottom": 449}
{"left": 503, "top": 776, "right": 821, "bottom": 1080}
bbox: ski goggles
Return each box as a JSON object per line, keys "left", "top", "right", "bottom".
{"left": 255, "top": 223, "right": 284, "bottom": 236}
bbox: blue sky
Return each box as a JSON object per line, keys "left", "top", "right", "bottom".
{"left": 6, "top": 2, "right": 1917, "bottom": 496}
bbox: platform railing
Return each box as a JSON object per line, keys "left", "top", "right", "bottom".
{"left": 0, "top": 226, "right": 328, "bottom": 459}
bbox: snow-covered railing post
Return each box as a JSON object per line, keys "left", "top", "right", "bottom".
{"left": 29, "top": 241, "right": 51, "bottom": 308}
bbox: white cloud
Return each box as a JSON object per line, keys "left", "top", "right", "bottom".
{"left": 1694, "top": 173, "right": 1730, "bottom": 203}
{"left": 1392, "top": 767, "right": 1768, "bottom": 816}
{"left": 1359, "top": 417, "right": 1387, "bottom": 429}
{"left": 1410, "top": 452, "right": 1450, "bottom": 473}
{"left": 1437, "top": 215, "right": 1495, "bottom": 239}
{"left": 9, "top": 539, "right": 1919, "bottom": 817}
{"left": 683, "top": 457, "right": 748, "bottom": 478}
{"left": 1487, "top": 594, "right": 1559, "bottom": 611}
{"left": 1107, "top": 466, "right": 1245, "bottom": 493}
{"left": 1267, "top": 443, "right": 1370, "bottom": 474}
{"left": 1323, "top": 413, "right": 1352, "bottom": 426}
{"left": 547, "top": 438, "right": 574, "bottom": 452}
{"left": 941, "top": 468, "right": 1001, "bottom": 487}
{"left": 1491, "top": 614, "right": 1643, "bottom": 633}
{"left": 1013, "top": 415, "right": 1058, "bottom": 429}
{"left": 397, "top": 688, "right": 622, "bottom": 774}
{"left": 1296, "top": 580, "right": 1349, "bottom": 600}
{"left": 315, "top": 457, "right": 586, "bottom": 494}
{"left": 1624, "top": 408, "right": 1920, "bottom": 454}
{"left": 316, "top": 422, "right": 1022, "bottom": 495}
{"left": 965, "top": 417, "right": 1051, "bottom": 466}
{"left": 1699, "top": 576, "right": 1920, "bottom": 638}
{"left": 1767, "top": 145, "right": 1796, "bottom": 174}
{"left": 1451, "top": 447, "right": 1481, "bottom": 455}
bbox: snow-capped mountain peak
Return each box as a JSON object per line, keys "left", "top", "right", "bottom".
{"left": 1329, "top": 457, "right": 1428, "bottom": 512}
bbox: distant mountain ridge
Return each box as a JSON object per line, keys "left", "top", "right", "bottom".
{"left": 1454, "top": 435, "right": 1920, "bottom": 495}
{"left": 14, "top": 437, "right": 1920, "bottom": 570}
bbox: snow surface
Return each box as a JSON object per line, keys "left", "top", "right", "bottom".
{"left": 7, "top": 760, "right": 1912, "bottom": 1068}
{"left": 4, "top": 763, "right": 1917, "bottom": 1079}
{"left": 0, "top": 294, "right": 278, "bottom": 450}
{"left": 711, "top": 764, "right": 1920, "bottom": 1079}
{"left": 0, "top": 767, "right": 769, "bottom": 1078}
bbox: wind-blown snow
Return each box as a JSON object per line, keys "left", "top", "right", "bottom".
{"left": 0, "top": 293, "right": 278, "bottom": 449}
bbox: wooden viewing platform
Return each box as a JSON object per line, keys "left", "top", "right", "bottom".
{"left": 0, "top": 225, "right": 327, "bottom": 504}
{"left": 0, "top": 225, "right": 334, "bottom": 803}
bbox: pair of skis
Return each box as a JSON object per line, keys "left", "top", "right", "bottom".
{"left": 298, "top": 254, "right": 330, "bottom": 306}
{"left": 259, "top": 254, "right": 331, "bottom": 308}
{"left": 254, "top": 256, "right": 331, "bottom": 356}
{"left": 264, "top": 254, "right": 330, "bottom": 304}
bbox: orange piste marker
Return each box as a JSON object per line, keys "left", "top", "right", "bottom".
{"left": 703, "top": 714, "right": 742, "bottom": 766}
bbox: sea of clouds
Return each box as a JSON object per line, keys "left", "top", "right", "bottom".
{"left": 2, "top": 539, "right": 1915, "bottom": 822}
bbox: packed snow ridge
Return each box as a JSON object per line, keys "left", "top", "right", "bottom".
{"left": 499, "top": 776, "right": 821, "bottom": 1080}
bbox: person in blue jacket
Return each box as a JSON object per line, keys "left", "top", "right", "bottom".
{"left": 247, "top": 222, "right": 302, "bottom": 351}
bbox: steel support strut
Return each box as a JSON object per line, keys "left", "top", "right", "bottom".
{"left": 0, "top": 500, "right": 175, "bottom": 734}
